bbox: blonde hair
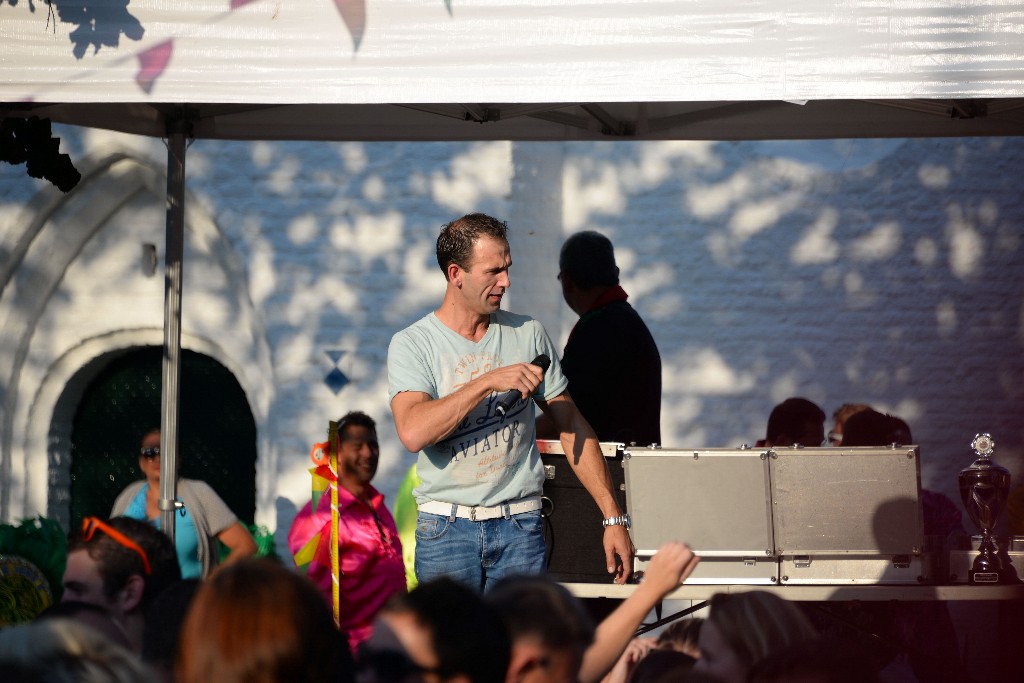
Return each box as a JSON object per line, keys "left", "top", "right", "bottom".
{"left": 832, "top": 403, "right": 871, "bottom": 426}
{"left": 0, "top": 618, "right": 152, "bottom": 683}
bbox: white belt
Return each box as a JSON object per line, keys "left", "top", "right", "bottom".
{"left": 418, "top": 495, "right": 542, "bottom": 522}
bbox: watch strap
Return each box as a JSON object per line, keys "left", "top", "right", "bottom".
{"left": 602, "top": 513, "right": 631, "bottom": 529}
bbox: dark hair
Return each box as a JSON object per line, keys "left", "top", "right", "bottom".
{"left": 842, "top": 409, "right": 913, "bottom": 446}
{"left": 382, "top": 577, "right": 510, "bottom": 683}
{"left": 336, "top": 411, "right": 376, "bottom": 438}
{"left": 142, "top": 578, "right": 201, "bottom": 670}
{"left": 765, "top": 397, "right": 825, "bottom": 446}
{"left": 559, "top": 231, "right": 619, "bottom": 289}
{"left": 706, "top": 591, "right": 818, "bottom": 670}
{"left": 487, "top": 575, "right": 595, "bottom": 654}
{"left": 747, "top": 636, "right": 881, "bottom": 683}
{"left": 629, "top": 649, "right": 696, "bottom": 683}
{"left": 436, "top": 213, "right": 509, "bottom": 279}
{"left": 177, "top": 558, "right": 354, "bottom": 683}
{"left": 67, "top": 516, "right": 181, "bottom": 612}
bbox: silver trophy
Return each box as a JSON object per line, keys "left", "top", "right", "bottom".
{"left": 957, "top": 433, "right": 1012, "bottom": 584}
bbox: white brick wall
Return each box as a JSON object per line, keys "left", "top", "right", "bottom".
{"left": 2, "top": 131, "right": 1022, "bottom": 548}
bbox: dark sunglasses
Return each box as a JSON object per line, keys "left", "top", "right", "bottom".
{"left": 81, "top": 516, "right": 151, "bottom": 574}
{"left": 140, "top": 446, "right": 160, "bottom": 459}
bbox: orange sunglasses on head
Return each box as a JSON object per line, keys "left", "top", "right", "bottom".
{"left": 81, "top": 516, "right": 152, "bottom": 575}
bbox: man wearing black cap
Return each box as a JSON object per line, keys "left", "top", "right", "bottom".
{"left": 546, "top": 231, "right": 662, "bottom": 447}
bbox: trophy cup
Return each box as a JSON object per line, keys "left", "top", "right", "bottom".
{"left": 957, "top": 433, "right": 1012, "bottom": 584}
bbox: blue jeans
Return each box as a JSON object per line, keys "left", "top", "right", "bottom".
{"left": 414, "top": 509, "right": 546, "bottom": 593}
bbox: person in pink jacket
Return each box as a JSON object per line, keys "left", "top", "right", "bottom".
{"left": 287, "top": 411, "right": 405, "bottom": 652}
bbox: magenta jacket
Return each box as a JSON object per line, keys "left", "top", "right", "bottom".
{"left": 287, "top": 482, "right": 405, "bottom": 651}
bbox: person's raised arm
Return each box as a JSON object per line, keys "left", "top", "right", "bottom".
{"left": 537, "top": 392, "right": 635, "bottom": 584}
{"left": 579, "top": 541, "right": 700, "bottom": 683}
{"left": 599, "top": 637, "right": 657, "bottom": 683}
{"left": 391, "top": 362, "right": 545, "bottom": 453}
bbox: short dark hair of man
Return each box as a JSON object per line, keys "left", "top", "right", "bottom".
{"left": 436, "top": 213, "right": 509, "bottom": 278}
{"left": 559, "top": 230, "right": 620, "bottom": 289}
{"left": 842, "top": 409, "right": 913, "bottom": 447}
{"left": 747, "top": 636, "right": 881, "bottom": 683}
{"left": 67, "top": 516, "right": 181, "bottom": 612}
{"left": 337, "top": 410, "right": 376, "bottom": 437}
{"left": 765, "top": 397, "right": 825, "bottom": 446}
{"left": 383, "top": 577, "right": 510, "bottom": 683}
{"left": 630, "top": 649, "right": 697, "bottom": 683}
{"left": 487, "top": 575, "right": 595, "bottom": 656}
{"left": 142, "top": 578, "right": 201, "bottom": 670}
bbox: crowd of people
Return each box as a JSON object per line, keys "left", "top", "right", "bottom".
{"left": 0, "top": 212, "right": 1000, "bottom": 682}
{"left": 1, "top": 540, "right": 908, "bottom": 683}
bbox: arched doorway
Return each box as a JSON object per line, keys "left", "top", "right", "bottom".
{"left": 69, "top": 347, "right": 256, "bottom": 529}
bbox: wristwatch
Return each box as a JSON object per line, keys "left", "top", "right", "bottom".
{"left": 602, "top": 514, "right": 631, "bottom": 530}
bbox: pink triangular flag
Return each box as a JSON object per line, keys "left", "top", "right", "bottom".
{"left": 333, "top": 0, "right": 366, "bottom": 51}
{"left": 135, "top": 40, "right": 174, "bottom": 94}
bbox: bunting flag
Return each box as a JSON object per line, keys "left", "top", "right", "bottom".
{"left": 332, "top": 0, "right": 366, "bottom": 51}
{"left": 134, "top": 40, "right": 174, "bottom": 94}
{"left": 292, "top": 526, "right": 321, "bottom": 574}
{"left": 288, "top": 423, "right": 342, "bottom": 627}
{"left": 292, "top": 439, "right": 338, "bottom": 577}
{"left": 292, "top": 471, "right": 333, "bottom": 574}
{"left": 328, "top": 420, "right": 341, "bottom": 628}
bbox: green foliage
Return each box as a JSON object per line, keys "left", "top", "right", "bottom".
{"left": 218, "top": 523, "right": 279, "bottom": 563}
{"left": 0, "top": 516, "right": 68, "bottom": 617}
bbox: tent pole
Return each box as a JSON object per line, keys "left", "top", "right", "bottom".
{"left": 159, "top": 117, "right": 188, "bottom": 541}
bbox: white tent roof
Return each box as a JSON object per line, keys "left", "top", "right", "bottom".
{"left": 3, "top": 0, "right": 1024, "bottom": 140}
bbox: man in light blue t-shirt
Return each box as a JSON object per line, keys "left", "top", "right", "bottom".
{"left": 387, "top": 213, "right": 634, "bottom": 592}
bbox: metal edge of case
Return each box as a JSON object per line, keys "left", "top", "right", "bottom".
{"left": 772, "top": 446, "right": 927, "bottom": 584}
{"left": 625, "top": 447, "right": 778, "bottom": 583}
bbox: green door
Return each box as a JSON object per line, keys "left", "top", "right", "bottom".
{"left": 69, "top": 347, "right": 256, "bottom": 529}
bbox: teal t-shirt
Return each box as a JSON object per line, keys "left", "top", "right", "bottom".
{"left": 387, "top": 310, "right": 567, "bottom": 507}
{"left": 123, "top": 484, "right": 201, "bottom": 579}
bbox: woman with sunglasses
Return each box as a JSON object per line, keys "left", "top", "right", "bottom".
{"left": 110, "top": 428, "right": 257, "bottom": 579}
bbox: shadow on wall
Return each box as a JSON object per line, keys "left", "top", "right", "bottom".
{"left": 2, "top": 132, "right": 1022, "bottom": 516}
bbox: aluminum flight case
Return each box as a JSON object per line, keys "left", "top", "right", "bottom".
{"left": 624, "top": 446, "right": 779, "bottom": 584}
{"left": 772, "top": 445, "right": 926, "bottom": 584}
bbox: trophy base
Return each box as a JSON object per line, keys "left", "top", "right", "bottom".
{"left": 949, "top": 536, "right": 1024, "bottom": 584}
{"left": 968, "top": 569, "right": 1001, "bottom": 584}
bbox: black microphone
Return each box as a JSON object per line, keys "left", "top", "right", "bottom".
{"left": 494, "top": 354, "right": 551, "bottom": 417}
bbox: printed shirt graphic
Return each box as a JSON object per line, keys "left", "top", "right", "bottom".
{"left": 388, "top": 310, "right": 567, "bottom": 507}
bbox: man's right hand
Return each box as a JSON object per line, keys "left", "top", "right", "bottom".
{"left": 391, "top": 361, "right": 547, "bottom": 452}
{"left": 604, "top": 525, "right": 636, "bottom": 585}
{"left": 488, "top": 361, "right": 545, "bottom": 402}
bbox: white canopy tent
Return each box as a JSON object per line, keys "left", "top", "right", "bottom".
{"left": 3, "top": 0, "right": 1023, "bottom": 534}
{"left": 4, "top": 0, "right": 1024, "bottom": 141}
